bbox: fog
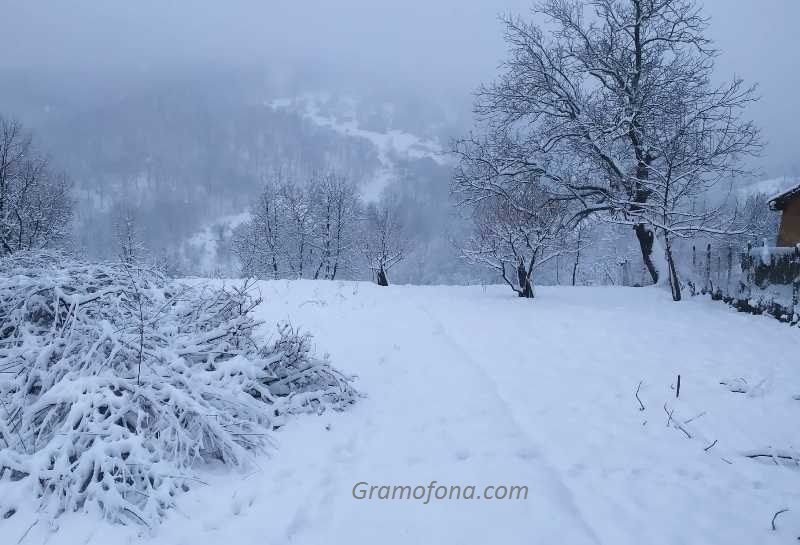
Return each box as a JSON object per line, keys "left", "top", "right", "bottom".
{"left": 4, "top": 1, "right": 798, "bottom": 173}
{"left": 1, "top": 1, "right": 798, "bottom": 281}
{"left": 1, "top": 1, "right": 531, "bottom": 96}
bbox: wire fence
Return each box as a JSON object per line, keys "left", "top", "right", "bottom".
{"left": 688, "top": 242, "right": 800, "bottom": 325}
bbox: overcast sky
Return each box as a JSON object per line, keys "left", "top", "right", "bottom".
{"left": 3, "top": 1, "right": 799, "bottom": 176}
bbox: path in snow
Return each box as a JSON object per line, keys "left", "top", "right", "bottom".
{"left": 14, "top": 283, "right": 800, "bottom": 545}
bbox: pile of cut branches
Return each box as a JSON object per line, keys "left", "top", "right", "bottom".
{"left": 0, "top": 252, "right": 356, "bottom": 527}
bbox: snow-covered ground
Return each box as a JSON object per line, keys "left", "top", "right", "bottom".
{"left": 6, "top": 282, "right": 800, "bottom": 544}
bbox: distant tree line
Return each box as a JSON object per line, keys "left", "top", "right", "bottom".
{"left": 232, "top": 172, "right": 407, "bottom": 286}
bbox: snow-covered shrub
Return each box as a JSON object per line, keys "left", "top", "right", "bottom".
{"left": 0, "top": 252, "right": 356, "bottom": 527}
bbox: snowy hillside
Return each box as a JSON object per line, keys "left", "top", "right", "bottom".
{"left": 7, "top": 281, "right": 799, "bottom": 544}
{"left": 269, "top": 94, "right": 448, "bottom": 200}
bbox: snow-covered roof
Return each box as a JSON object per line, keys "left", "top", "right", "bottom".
{"left": 768, "top": 182, "right": 800, "bottom": 211}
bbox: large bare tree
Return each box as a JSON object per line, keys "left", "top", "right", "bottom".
{"left": 454, "top": 0, "right": 760, "bottom": 287}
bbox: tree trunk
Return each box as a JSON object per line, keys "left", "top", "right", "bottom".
{"left": 376, "top": 267, "right": 389, "bottom": 287}
{"left": 517, "top": 261, "right": 534, "bottom": 298}
{"left": 664, "top": 239, "right": 681, "bottom": 301}
{"left": 572, "top": 225, "right": 582, "bottom": 286}
{"left": 555, "top": 255, "right": 560, "bottom": 285}
{"left": 634, "top": 223, "right": 659, "bottom": 284}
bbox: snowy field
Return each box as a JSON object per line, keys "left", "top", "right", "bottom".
{"left": 6, "top": 282, "right": 800, "bottom": 544}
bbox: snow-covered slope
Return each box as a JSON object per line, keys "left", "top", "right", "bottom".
{"left": 7, "top": 283, "right": 800, "bottom": 544}
{"left": 269, "top": 94, "right": 448, "bottom": 200}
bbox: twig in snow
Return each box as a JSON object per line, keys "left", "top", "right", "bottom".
{"left": 0, "top": 396, "right": 27, "bottom": 454}
{"left": 704, "top": 440, "right": 718, "bottom": 451}
{"left": 771, "top": 508, "right": 789, "bottom": 531}
{"left": 123, "top": 507, "right": 150, "bottom": 528}
{"left": 684, "top": 411, "right": 706, "bottom": 424}
{"left": 635, "top": 381, "right": 645, "bottom": 411}
{"left": 676, "top": 374, "right": 681, "bottom": 398}
{"left": 721, "top": 377, "right": 748, "bottom": 394}
{"left": 17, "top": 519, "right": 38, "bottom": 544}
{"left": 663, "top": 403, "right": 692, "bottom": 438}
{"left": 745, "top": 452, "right": 799, "bottom": 465}
{"left": 676, "top": 425, "right": 692, "bottom": 439}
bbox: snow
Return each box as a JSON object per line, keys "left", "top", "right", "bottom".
{"left": 761, "top": 239, "right": 772, "bottom": 265}
{"left": 738, "top": 176, "right": 800, "bottom": 199}
{"left": 768, "top": 181, "right": 800, "bottom": 203}
{"left": 5, "top": 282, "right": 800, "bottom": 544}
{"left": 183, "top": 212, "right": 251, "bottom": 275}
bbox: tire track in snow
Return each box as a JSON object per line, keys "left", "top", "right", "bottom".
{"left": 418, "top": 302, "right": 603, "bottom": 545}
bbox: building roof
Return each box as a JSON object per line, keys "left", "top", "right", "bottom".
{"left": 768, "top": 182, "right": 800, "bottom": 211}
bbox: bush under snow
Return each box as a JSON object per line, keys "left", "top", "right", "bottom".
{"left": 0, "top": 253, "right": 357, "bottom": 527}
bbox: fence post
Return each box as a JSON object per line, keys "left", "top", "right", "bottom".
{"left": 705, "top": 243, "right": 712, "bottom": 294}
{"left": 742, "top": 242, "right": 753, "bottom": 298}
{"left": 621, "top": 259, "right": 631, "bottom": 287}
{"left": 793, "top": 247, "right": 800, "bottom": 324}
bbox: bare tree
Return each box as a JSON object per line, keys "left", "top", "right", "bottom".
{"left": 460, "top": 180, "right": 574, "bottom": 297}
{"left": 736, "top": 191, "right": 781, "bottom": 246}
{"left": 455, "top": 0, "right": 760, "bottom": 287}
{"left": 280, "top": 180, "right": 317, "bottom": 279}
{"left": 234, "top": 173, "right": 361, "bottom": 281}
{"left": 361, "top": 201, "right": 406, "bottom": 286}
{"left": 633, "top": 143, "right": 747, "bottom": 300}
{"left": 0, "top": 116, "right": 73, "bottom": 255}
{"left": 113, "top": 204, "right": 146, "bottom": 265}
{"left": 233, "top": 178, "right": 287, "bottom": 279}
{"left": 310, "top": 174, "right": 361, "bottom": 280}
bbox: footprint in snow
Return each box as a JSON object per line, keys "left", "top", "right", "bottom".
{"left": 516, "top": 447, "right": 539, "bottom": 461}
{"left": 454, "top": 448, "right": 472, "bottom": 461}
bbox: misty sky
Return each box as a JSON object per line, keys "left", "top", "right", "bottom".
{"left": 3, "top": 1, "right": 799, "bottom": 176}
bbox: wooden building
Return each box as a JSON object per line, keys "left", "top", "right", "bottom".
{"left": 769, "top": 183, "right": 800, "bottom": 247}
